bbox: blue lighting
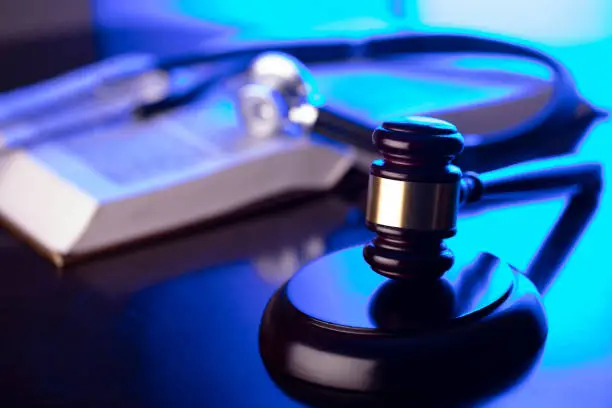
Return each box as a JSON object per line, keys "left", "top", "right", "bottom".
{"left": 169, "top": 0, "right": 612, "bottom": 46}
{"left": 94, "top": 0, "right": 612, "bottom": 46}
{"left": 175, "top": 0, "right": 397, "bottom": 37}
{"left": 415, "top": 0, "right": 612, "bottom": 46}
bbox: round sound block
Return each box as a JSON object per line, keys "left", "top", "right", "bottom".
{"left": 259, "top": 246, "right": 548, "bottom": 402}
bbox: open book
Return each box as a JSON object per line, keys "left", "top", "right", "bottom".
{"left": 0, "top": 91, "right": 355, "bottom": 266}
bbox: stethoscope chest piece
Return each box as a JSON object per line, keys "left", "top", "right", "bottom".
{"left": 258, "top": 116, "right": 548, "bottom": 405}
{"left": 237, "top": 82, "right": 291, "bottom": 138}
{"left": 237, "top": 52, "right": 323, "bottom": 139}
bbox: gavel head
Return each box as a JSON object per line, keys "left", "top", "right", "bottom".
{"left": 363, "top": 116, "right": 465, "bottom": 281}
{"left": 236, "top": 52, "right": 321, "bottom": 138}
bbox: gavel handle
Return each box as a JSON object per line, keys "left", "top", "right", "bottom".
{"left": 460, "top": 157, "right": 603, "bottom": 204}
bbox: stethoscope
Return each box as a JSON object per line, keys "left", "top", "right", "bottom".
{"left": 0, "top": 32, "right": 604, "bottom": 163}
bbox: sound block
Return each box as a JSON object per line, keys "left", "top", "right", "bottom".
{"left": 259, "top": 246, "right": 548, "bottom": 404}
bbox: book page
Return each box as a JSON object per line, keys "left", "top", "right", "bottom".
{"left": 3, "top": 93, "right": 250, "bottom": 201}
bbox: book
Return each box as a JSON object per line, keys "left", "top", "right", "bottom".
{"left": 0, "top": 90, "right": 354, "bottom": 266}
